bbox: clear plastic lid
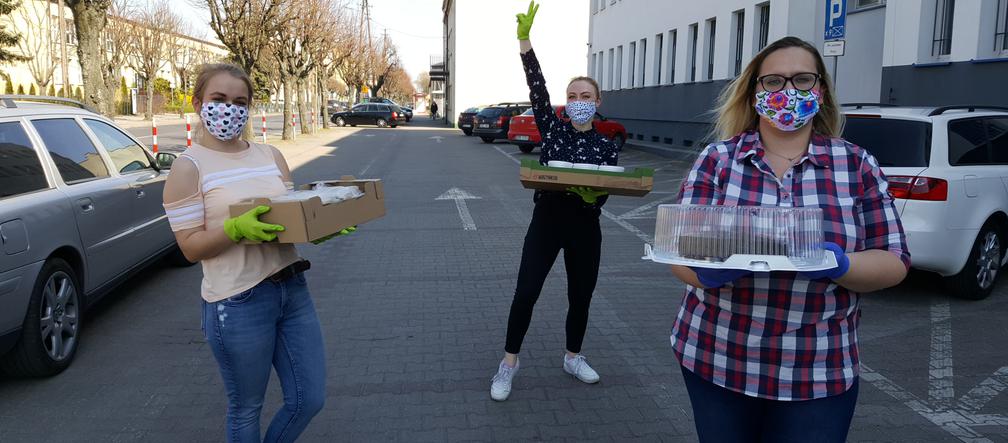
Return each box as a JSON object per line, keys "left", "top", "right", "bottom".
{"left": 650, "top": 204, "right": 828, "bottom": 270}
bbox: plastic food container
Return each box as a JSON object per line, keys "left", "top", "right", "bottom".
{"left": 598, "top": 165, "right": 625, "bottom": 173}
{"left": 572, "top": 163, "right": 599, "bottom": 170}
{"left": 642, "top": 204, "right": 836, "bottom": 271}
{"left": 547, "top": 161, "right": 573, "bottom": 168}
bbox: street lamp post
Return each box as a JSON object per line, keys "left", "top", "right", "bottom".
{"left": 57, "top": 0, "right": 70, "bottom": 98}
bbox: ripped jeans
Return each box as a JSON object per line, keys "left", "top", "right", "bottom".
{"left": 202, "top": 271, "right": 326, "bottom": 443}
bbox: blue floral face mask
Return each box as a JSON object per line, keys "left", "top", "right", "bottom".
{"left": 754, "top": 89, "right": 820, "bottom": 132}
{"left": 566, "top": 100, "right": 596, "bottom": 125}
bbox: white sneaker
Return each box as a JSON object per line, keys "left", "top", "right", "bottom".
{"left": 490, "top": 358, "right": 519, "bottom": 401}
{"left": 563, "top": 354, "right": 600, "bottom": 384}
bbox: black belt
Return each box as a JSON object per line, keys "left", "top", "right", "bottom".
{"left": 266, "top": 260, "right": 311, "bottom": 283}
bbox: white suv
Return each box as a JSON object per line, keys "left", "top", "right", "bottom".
{"left": 843, "top": 105, "right": 1008, "bottom": 300}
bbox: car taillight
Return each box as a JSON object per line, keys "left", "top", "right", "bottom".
{"left": 887, "top": 176, "right": 948, "bottom": 201}
{"left": 497, "top": 116, "right": 508, "bottom": 127}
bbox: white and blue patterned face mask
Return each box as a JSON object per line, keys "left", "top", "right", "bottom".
{"left": 566, "top": 100, "right": 596, "bottom": 125}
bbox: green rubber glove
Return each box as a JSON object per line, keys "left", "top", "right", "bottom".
{"left": 223, "top": 205, "right": 285, "bottom": 243}
{"left": 567, "top": 186, "right": 608, "bottom": 204}
{"left": 516, "top": 1, "right": 539, "bottom": 40}
{"left": 310, "top": 226, "right": 357, "bottom": 245}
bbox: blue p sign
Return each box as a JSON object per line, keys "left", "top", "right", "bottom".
{"left": 824, "top": 0, "right": 847, "bottom": 40}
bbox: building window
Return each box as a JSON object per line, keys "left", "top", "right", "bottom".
{"left": 997, "top": 0, "right": 1008, "bottom": 52}
{"left": 597, "top": 51, "right": 605, "bottom": 84}
{"left": 616, "top": 45, "right": 623, "bottom": 89}
{"left": 689, "top": 24, "right": 698, "bottom": 82}
{"left": 668, "top": 30, "right": 677, "bottom": 84}
{"left": 654, "top": 33, "right": 664, "bottom": 85}
{"left": 706, "top": 18, "right": 716, "bottom": 80}
{"left": 932, "top": 0, "right": 955, "bottom": 57}
{"left": 628, "top": 41, "right": 636, "bottom": 88}
{"left": 591, "top": 53, "right": 597, "bottom": 79}
{"left": 608, "top": 48, "right": 615, "bottom": 90}
{"left": 856, "top": 0, "right": 884, "bottom": 8}
{"left": 756, "top": 2, "right": 770, "bottom": 52}
{"left": 639, "top": 38, "right": 647, "bottom": 87}
{"left": 600, "top": 0, "right": 605, "bottom": 11}
{"left": 733, "top": 9, "right": 745, "bottom": 76}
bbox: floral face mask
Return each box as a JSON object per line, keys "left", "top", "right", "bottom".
{"left": 566, "top": 100, "right": 597, "bottom": 125}
{"left": 754, "top": 89, "right": 820, "bottom": 132}
{"left": 200, "top": 101, "right": 249, "bottom": 141}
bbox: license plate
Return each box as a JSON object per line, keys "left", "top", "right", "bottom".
{"left": 515, "top": 135, "right": 530, "bottom": 141}
{"left": 479, "top": 124, "right": 490, "bottom": 128}
{"left": 461, "top": 124, "right": 471, "bottom": 128}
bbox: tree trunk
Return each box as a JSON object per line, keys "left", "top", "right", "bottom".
{"left": 145, "top": 79, "right": 154, "bottom": 120}
{"left": 319, "top": 74, "right": 330, "bottom": 130}
{"left": 282, "top": 76, "right": 294, "bottom": 140}
{"left": 67, "top": 0, "right": 112, "bottom": 115}
{"left": 296, "top": 77, "right": 308, "bottom": 135}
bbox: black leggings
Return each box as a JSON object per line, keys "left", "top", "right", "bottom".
{"left": 505, "top": 193, "right": 602, "bottom": 354}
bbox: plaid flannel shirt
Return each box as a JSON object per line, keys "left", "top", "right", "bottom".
{"left": 672, "top": 130, "right": 910, "bottom": 401}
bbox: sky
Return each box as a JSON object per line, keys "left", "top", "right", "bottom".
{"left": 175, "top": 0, "right": 444, "bottom": 84}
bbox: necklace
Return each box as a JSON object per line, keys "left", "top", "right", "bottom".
{"left": 764, "top": 148, "right": 805, "bottom": 164}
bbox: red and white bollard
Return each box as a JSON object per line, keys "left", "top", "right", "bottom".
{"left": 185, "top": 114, "right": 192, "bottom": 148}
{"left": 151, "top": 117, "right": 158, "bottom": 153}
{"left": 292, "top": 112, "right": 297, "bottom": 141}
{"left": 261, "top": 111, "right": 267, "bottom": 144}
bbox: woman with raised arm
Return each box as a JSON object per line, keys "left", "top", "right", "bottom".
{"left": 490, "top": 1, "right": 620, "bottom": 402}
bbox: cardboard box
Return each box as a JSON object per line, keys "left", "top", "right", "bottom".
{"left": 229, "top": 176, "right": 385, "bottom": 244}
{"left": 519, "top": 159, "right": 654, "bottom": 197}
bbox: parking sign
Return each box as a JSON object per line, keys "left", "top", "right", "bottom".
{"left": 824, "top": 0, "right": 847, "bottom": 40}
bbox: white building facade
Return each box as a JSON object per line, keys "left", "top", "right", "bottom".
{"left": 589, "top": 0, "right": 1008, "bottom": 149}
{"left": 440, "top": 0, "right": 590, "bottom": 126}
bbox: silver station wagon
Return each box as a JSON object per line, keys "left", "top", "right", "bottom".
{"left": 0, "top": 97, "right": 190, "bottom": 377}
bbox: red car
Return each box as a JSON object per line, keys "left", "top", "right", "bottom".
{"left": 507, "top": 106, "right": 627, "bottom": 153}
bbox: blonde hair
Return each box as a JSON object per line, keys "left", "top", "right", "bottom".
{"left": 712, "top": 36, "right": 843, "bottom": 141}
{"left": 568, "top": 76, "right": 601, "bottom": 99}
{"left": 193, "top": 63, "right": 254, "bottom": 105}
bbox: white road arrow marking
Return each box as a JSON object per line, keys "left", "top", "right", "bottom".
{"left": 436, "top": 188, "right": 481, "bottom": 231}
{"left": 429, "top": 136, "right": 444, "bottom": 143}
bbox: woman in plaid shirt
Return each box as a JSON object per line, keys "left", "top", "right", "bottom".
{"left": 670, "top": 37, "right": 910, "bottom": 442}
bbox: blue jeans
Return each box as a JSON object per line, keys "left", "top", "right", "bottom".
{"left": 681, "top": 365, "right": 858, "bottom": 443}
{"left": 202, "top": 272, "right": 326, "bottom": 443}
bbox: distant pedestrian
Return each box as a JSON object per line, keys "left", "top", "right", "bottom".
{"left": 430, "top": 100, "right": 438, "bottom": 119}
{"left": 489, "top": 1, "right": 618, "bottom": 402}
{"left": 668, "top": 36, "right": 910, "bottom": 442}
{"left": 163, "top": 63, "right": 343, "bottom": 443}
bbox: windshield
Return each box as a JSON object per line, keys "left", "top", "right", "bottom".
{"left": 841, "top": 117, "right": 932, "bottom": 168}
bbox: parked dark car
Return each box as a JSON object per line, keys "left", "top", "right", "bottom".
{"left": 331, "top": 103, "right": 400, "bottom": 128}
{"left": 364, "top": 97, "right": 412, "bottom": 122}
{"left": 458, "top": 106, "right": 483, "bottom": 136}
{"left": 473, "top": 102, "right": 532, "bottom": 144}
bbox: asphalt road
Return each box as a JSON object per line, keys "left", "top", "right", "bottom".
{"left": 0, "top": 117, "right": 1005, "bottom": 442}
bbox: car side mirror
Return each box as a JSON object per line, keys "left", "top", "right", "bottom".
{"left": 156, "top": 152, "right": 177, "bottom": 170}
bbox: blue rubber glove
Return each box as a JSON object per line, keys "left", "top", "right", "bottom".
{"left": 691, "top": 267, "right": 752, "bottom": 289}
{"left": 799, "top": 242, "right": 851, "bottom": 281}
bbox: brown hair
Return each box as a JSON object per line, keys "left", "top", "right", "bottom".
{"left": 568, "top": 76, "right": 601, "bottom": 99}
{"left": 712, "top": 36, "right": 843, "bottom": 140}
{"left": 193, "top": 63, "right": 254, "bottom": 104}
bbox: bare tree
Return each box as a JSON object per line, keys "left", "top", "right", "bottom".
{"left": 128, "top": 0, "right": 181, "bottom": 119}
{"left": 272, "top": 0, "right": 326, "bottom": 138}
{"left": 7, "top": 0, "right": 56, "bottom": 92}
{"left": 101, "top": 0, "right": 134, "bottom": 114}
{"left": 365, "top": 32, "right": 398, "bottom": 98}
{"left": 168, "top": 23, "right": 201, "bottom": 117}
{"left": 414, "top": 71, "right": 430, "bottom": 95}
{"left": 65, "top": 0, "right": 112, "bottom": 112}
{"left": 312, "top": 2, "right": 352, "bottom": 129}
{"left": 199, "top": 0, "right": 284, "bottom": 81}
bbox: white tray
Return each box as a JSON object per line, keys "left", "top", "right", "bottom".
{"left": 642, "top": 243, "right": 837, "bottom": 272}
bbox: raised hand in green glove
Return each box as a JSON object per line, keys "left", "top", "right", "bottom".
{"left": 223, "top": 205, "right": 285, "bottom": 243}
{"left": 567, "top": 186, "right": 608, "bottom": 204}
{"left": 310, "top": 226, "right": 357, "bottom": 245}
{"left": 516, "top": 1, "right": 539, "bottom": 40}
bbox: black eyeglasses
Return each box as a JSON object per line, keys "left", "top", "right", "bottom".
{"left": 756, "top": 73, "right": 820, "bottom": 93}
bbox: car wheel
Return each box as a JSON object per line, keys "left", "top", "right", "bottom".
{"left": 518, "top": 144, "right": 534, "bottom": 154}
{"left": 0, "top": 258, "right": 81, "bottom": 376}
{"left": 481, "top": 137, "right": 494, "bottom": 144}
{"left": 376, "top": 118, "right": 389, "bottom": 128}
{"left": 946, "top": 222, "right": 1004, "bottom": 300}
{"left": 165, "top": 246, "right": 196, "bottom": 267}
{"left": 614, "top": 134, "right": 626, "bottom": 151}
{"left": 463, "top": 130, "right": 473, "bottom": 136}
{"left": 335, "top": 117, "right": 346, "bottom": 127}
